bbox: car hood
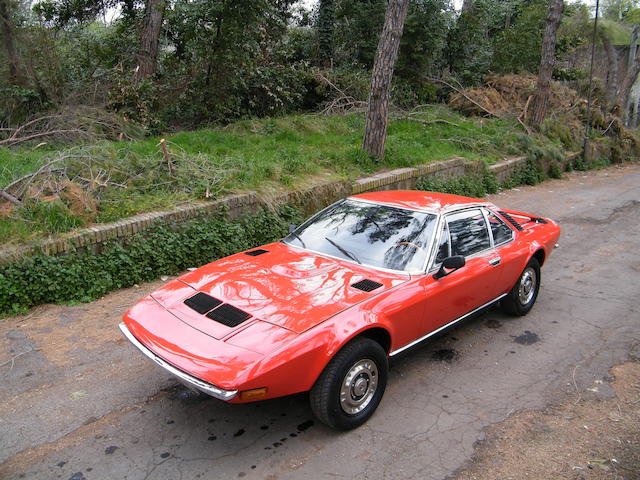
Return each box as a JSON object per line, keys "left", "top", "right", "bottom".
{"left": 153, "top": 242, "right": 409, "bottom": 338}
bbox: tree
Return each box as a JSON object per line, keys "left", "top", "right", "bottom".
{"left": 362, "top": 0, "right": 410, "bottom": 159}
{"left": 135, "top": 0, "right": 165, "bottom": 80}
{"left": 530, "top": 0, "right": 564, "bottom": 127}
{"left": 0, "top": 0, "right": 26, "bottom": 86}
{"left": 317, "top": 0, "right": 335, "bottom": 67}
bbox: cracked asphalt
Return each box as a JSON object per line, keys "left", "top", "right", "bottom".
{"left": 1, "top": 164, "right": 639, "bottom": 480}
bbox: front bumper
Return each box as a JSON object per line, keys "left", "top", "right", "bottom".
{"left": 119, "top": 322, "right": 238, "bottom": 401}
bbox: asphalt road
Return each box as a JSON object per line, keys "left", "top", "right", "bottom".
{"left": 1, "top": 164, "right": 639, "bottom": 480}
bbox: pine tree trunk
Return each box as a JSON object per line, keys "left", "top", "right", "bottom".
{"left": 0, "top": 0, "right": 26, "bottom": 86}
{"left": 529, "top": 0, "right": 563, "bottom": 127}
{"left": 362, "top": 0, "right": 410, "bottom": 159}
{"left": 135, "top": 0, "right": 165, "bottom": 80}
{"left": 461, "top": 0, "right": 474, "bottom": 13}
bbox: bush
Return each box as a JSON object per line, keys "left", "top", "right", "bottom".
{"left": 416, "top": 165, "right": 498, "bottom": 198}
{"left": 0, "top": 206, "right": 302, "bottom": 315}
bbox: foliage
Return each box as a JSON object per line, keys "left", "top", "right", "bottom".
{"left": 317, "top": 0, "right": 335, "bottom": 65}
{"left": 0, "top": 109, "right": 567, "bottom": 244}
{"left": 416, "top": 164, "right": 499, "bottom": 198}
{"left": 0, "top": 206, "right": 302, "bottom": 315}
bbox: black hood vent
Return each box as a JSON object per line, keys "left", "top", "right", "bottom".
{"left": 499, "top": 211, "right": 524, "bottom": 231}
{"left": 245, "top": 249, "right": 269, "bottom": 256}
{"left": 184, "top": 292, "right": 222, "bottom": 314}
{"left": 206, "top": 304, "right": 252, "bottom": 327}
{"left": 351, "top": 279, "right": 383, "bottom": 292}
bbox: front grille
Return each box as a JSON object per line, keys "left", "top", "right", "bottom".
{"left": 351, "top": 279, "right": 383, "bottom": 292}
{"left": 244, "top": 249, "right": 269, "bottom": 256}
{"left": 184, "top": 292, "right": 222, "bottom": 314}
{"left": 206, "top": 303, "right": 252, "bottom": 327}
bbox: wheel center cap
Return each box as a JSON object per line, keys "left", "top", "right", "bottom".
{"left": 352, "top": 376, "right": 368, "bottom": 397}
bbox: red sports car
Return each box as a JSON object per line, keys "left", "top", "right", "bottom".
{"left": 120, "top": 190, "right": 560, "bottom": 429}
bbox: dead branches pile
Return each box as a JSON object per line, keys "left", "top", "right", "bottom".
{"left": 0, "top": 143, "right": 231, "bottom": 219}
{"left": 0, "top": 106, "right": 144, "bottom": 147}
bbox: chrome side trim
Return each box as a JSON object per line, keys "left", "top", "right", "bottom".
{"left": 389, "top": 293, "right": 507, "bottom": 357}
{"left": 118, "top": 322, "right": 237, "bottom": 401}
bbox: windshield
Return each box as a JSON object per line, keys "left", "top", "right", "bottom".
{"left": 283, "top": 199, "right": 437, "bottom": 273}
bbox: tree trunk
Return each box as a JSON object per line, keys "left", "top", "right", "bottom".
{"left": 135, "top": 0, "right": 165, "bottom": 80}
{"left": 461, "top": 0, "right": 474, "bottom": 13}
{"left": 601, "top": 33, "right": 618, "bottom": 105}
{"left": 362, "top": 0, "right": 410, "bottom": 159}
{"left": 529, "top": 0, "right": 563, "bottom": 127}
{"left": 318, "top": 0, "right": 335, "bottom": 68}
{"left": 0, "top": 0, "right": 26, "bottom": 86}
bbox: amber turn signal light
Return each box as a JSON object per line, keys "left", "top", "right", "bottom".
{"left": 239, "top": 387, "right": 268, "bottom": 401}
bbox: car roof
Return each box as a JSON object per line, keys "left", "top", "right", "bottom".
{"left": 349, "top": 190, "right": 491, "bottom": 214}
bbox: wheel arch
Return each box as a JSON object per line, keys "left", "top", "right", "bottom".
{"left": 532, "top": 248, "right": 546, "bottom": 266}
{"left": 355, "top": 327, "right": 392, "bottom": 354}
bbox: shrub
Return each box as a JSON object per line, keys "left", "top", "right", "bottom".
{"left": 0, "top": 206, "right": 302, "bottom": 315}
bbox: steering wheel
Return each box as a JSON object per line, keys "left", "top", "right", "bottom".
{"left": 394, "top": 241, "right": 424, "bottom": 251}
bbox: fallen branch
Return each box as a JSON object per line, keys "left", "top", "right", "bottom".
{"left": 0, "top": 189, "right": 22, "bottom": 206}
{"left": 518, "top": 95, "right": 534, "bottom": 135}
{"left": 0, "top": 129, "right": 89, "bottom": 147}
{"left": 0, "top": 346, "right": 41, "bottom": 370}
{"left": 407, "top": 118, "right": 460, "bottom": 127}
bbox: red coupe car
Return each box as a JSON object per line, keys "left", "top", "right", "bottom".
{"left": 120, "top": 190, "right": 560, "bottom": 429}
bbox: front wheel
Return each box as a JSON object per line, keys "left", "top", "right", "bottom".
{"left": 502, "top": 257, "right": 541, "bottom": 316}
{"left": 310, "top": 338, "right": 388, "bottom": 430}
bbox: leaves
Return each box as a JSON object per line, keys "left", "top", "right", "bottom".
{"left": 0, "top": 206, "right": 302, "bottom": 315}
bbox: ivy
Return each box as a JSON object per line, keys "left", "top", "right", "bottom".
{"left": 0, "top": 206, "right": 302, "bottom": 316}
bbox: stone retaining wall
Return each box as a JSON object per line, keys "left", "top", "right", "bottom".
{"left": 0, "top": 153, "right": 578, "bottom": 264}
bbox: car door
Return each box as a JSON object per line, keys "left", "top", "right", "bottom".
{"left": 418, "top": 208, "right": 504, "bottom": 335}
{"left": 484, "top": 208, "right": 521, "bottom": 293}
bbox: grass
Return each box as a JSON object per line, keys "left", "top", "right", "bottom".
{"left": 0, "top": 106, "right": 565, "bottom": 245}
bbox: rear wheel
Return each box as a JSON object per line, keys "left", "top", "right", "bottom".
{"left": 502, "top": 257, "right": 540, "bottom": 316}
{"left": 310, "top": 338, "right": 388, "bottom": 430}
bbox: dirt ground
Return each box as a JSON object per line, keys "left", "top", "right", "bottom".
{"left": 453, "top": 361, "right": 640, "bottom": 480}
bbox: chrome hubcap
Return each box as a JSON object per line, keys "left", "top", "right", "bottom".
{"left": 518, "top": 267, "right": 537, "bottom": 305}
{"left": 340, "top": 359, "right": 378, "bottom": 415}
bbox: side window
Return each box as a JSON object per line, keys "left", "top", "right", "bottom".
{"left": 486, "top": 211, "right": 514, "bottom": 246}
{"left": 447, "top": 209, "right": 491, "bottom": 257}
{"left": 435, "top": 223, "right": 450, "bottom": 265}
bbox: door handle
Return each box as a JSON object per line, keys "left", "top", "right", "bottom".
{"left": 489, "top": 257, "right": 501, "bottom": 266}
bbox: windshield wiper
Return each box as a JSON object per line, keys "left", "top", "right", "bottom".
{"left": 288, "top": 231, "right": 306, "bottom": 248}
{"left": 324, "top": 237, "right": 361, "bottom": 264}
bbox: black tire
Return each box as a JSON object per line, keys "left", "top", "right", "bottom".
{"left": 502, "top": 257, "right": 541, "bottom": 316}
{"left": 310, "top": 337, "right": 388, "bottom": 430}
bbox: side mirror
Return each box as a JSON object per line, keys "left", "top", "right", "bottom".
{"left": 288, "top": 224, "right": 297, "bottom": 234}
{"left": 433, "top": 255, "right": 466, "bottom": 280}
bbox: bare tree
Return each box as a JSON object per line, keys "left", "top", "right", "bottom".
{"left": 529, "top": 0, "right": 564, "bottom": 127}
{"left": 362, "top": 0, "right": 410, "bottom": 159}
{"left": 0, "top": 0, "right": 26, "bottom": 86}
{"left": 135, "top": 0, "right": 165, "bottom": 80}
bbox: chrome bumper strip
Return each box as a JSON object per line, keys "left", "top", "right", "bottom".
{"left": 119, "top": 322, "right": 237, "bottom": 401}
{"left": 389, "top": 293, "right": 507, "bottom": 357}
